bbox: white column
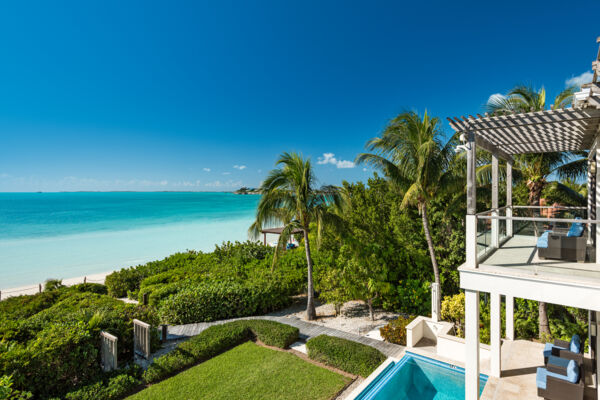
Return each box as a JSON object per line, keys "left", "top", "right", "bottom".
{"left": 596, "top": 147, "right": 600, "bottom": 263}
{"left": 466, "top": 132, "right": 478, "bottom": 268}
{"left": 506, "top": 161, "right": 513, "bottom": 237}
{"left": 431, "top": 282, "right": 440, "bottom": 322}
{"left": 490, "top": 292, "right": 502, "bottom": 378}
{"left": 505, "top": 295, "right": 514, "bottom": 340}
{"left": 491, "top": 153, "right": 499, "bottom": 248}
{"left": 465, "top": 289, "right": 480, "bottom": 400}
{"left": 596, "top": 311, "right": 600, "bottom": 400}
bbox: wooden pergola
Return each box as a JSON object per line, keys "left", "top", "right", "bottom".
{"left": 259, "top": 227, "right": 304, "bottom": 246}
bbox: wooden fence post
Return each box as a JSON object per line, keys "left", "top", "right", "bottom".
{"left": 100, "top": 331, "right": 118, "bottom": 371}
{"left": 133, "top": 319, "right": 151, "bottom": 359}
{"left": 38, "top": 284, "right": 42, "bottom": 293}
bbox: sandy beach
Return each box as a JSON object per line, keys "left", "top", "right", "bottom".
{"left": 0, "top": 270, "right": 114, "bottom": 300}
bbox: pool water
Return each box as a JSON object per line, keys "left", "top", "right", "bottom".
{"left": 356, "top": 352, "right": 488, "bottom": 400}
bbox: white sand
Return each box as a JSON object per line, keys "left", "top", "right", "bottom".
{"left": 0, "top": 270, "right": 113, "bottom": 300}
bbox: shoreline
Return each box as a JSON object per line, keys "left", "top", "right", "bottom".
{"left": 0, "top": 270, "right": 114, "bottom": 300}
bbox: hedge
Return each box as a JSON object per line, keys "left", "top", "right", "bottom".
{"left": 306, "top": 335, "right": 386, "bottom": 377}
{"left": 143, "top": 320, "right": 299, "bottom": 383}
{"left": 379, "top": 315, "right": 416, "bottom": 345}
{"left": 158, "top": 281, "right": 291, "bottom": 324}
{"left": 63, "top": 367, "right": 142, "bottom": 400}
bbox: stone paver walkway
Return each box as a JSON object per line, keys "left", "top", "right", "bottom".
{"left": 168, "top": 315, "right": 404, "bottom": 358}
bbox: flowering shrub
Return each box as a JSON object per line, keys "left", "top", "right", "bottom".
{"left": 379, "top": 315, "right": 416, "bottom": 345}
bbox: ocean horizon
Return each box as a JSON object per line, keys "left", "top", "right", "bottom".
{"left": 0, "top": 192, "right": 260, "bottom": 289}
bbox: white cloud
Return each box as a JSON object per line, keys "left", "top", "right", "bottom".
{"left": 233, "top": 165, "right": 247, "bottom": 170}
{"left": 363, "top": 168, "right": 368, "bottom": 172}
{"left": 203, "top": 168, "right": 211, "bottom": 172}
{"left": 204, "top": 179, "right": 242, "bottom": 188}
{"left": 159, "top": 180, "right": 168, "bottom": 186}
{"left": 317, "top": 153, "right": 355, "bottom": 169}
{"left": 222, "top": 172, "right": 231, "bottom": 175}
{"left": 0, "top": 173, "right": 11, "bottom": 179}
{"left": 566, "top": 71, "right": 593, "bottom": 88}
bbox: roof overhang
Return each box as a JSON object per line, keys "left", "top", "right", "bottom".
{"left": 448, "top": 107, "right": 600, "bottom": 156}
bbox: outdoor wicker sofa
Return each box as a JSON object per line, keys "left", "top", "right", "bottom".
{"left": 536, "top": 357, "right": 584, "bottom": 400}
{"left": 537, "top": 220, "right": 587, "bottom": 262}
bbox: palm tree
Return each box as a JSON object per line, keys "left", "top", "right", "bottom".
{"left": 249, "top": 152, "right": 347, "bottom": 320}
{"left": 356, "top": 111, "right": 460, "bottom": 312}
{"left": 486, "top": 85, "right": 586, "bottom": 338}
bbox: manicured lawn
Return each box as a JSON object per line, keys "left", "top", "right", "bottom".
{"left": 128, "top": 341, "right": 351, "bottom": 400}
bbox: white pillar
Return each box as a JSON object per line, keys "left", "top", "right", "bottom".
{"left": 491, "top": 153, "right": 499, "bottom": 248}
{"left": 506, "top": 161, "right": 513, "bottom": 237}
{"left": 431, "top": 282, "right": 440, "bottom": 322}
{"left": 465, "top": 289, "right": 480, "bottom": 400}
{"left": 596, "top": 311, "right": 600, "bottom": 400}
{"left": 490, "top": 292, "right": 502, "bottom": 378}
{"left": 596, "top": 147, "right": 600, "bottom": 263}
{"left": 505, "top": 295, "right": 514, "bottom": 340}
{"left": 466, "top": 132, "right": 478, "bottom": 268}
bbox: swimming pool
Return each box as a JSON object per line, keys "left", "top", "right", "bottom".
{"left": 355, "top": 352, "right": 488, "bottom": 400}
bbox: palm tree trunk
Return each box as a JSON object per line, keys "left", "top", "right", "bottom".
{"left": 421, "top": 203, "right": 441, "bottom": 309}
{"left": 303, "top": 228, "right": 317, "bottom": 320}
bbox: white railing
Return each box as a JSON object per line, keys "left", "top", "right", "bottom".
{"left": 100, "top": 331, "right": 118, "bottom": 371}
{"left": 133, "top": 319, "right": 151, "bottom": 359}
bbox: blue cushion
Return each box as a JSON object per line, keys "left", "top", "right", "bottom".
{"left": 537, "top": 231, "right": 551, "bottom": 248}
{"left": 566, "top": 360, "right": 579, "bottom": 383}
{"left": 570, "top": 334, "right": 581, "bottom": 353}
{"left": 536, "top": 367, "right": 547, "bottom": 389}
{"left": 547, "top": 355, "right": 570, "bottom": 369}
{"left": 567, "top": 218, "right": 584, "bottom": 237}
{"left": 536, "top": 367, "right": 574, "bottom": 390}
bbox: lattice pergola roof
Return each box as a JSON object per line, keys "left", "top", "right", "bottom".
{"left": 448, "top": 106, "right": 600, "bottom": 158}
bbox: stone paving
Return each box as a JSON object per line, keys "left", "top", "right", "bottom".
{"left": 168, "top": 314, "right": 404, "bottom": 358}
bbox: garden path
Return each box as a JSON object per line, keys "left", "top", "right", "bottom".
{"left": 168, "top": 315, "right": 404, "bottom": 358}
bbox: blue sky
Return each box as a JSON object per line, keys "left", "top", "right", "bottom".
{"left": 0, "top": 0, "right": 598, "bottom": 192}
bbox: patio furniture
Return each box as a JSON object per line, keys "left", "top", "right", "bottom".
{"left": 537, "top": 219, "right": 587, "bottom": 262}
{"left": 536, "top": 359, "right": 584, "bottom": 400}
{"left": 543, "top": 334, "right": 583, "bottom": 364}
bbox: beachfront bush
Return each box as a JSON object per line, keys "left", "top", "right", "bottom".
{"left": 158, "top": 281, "right": 291, "bottom": 324}
{"left": 0, "top": 322, "right": 99, "bottom": 398}
{"left": 143, "top": 320, "right": 297, "bottom": 383}
{"left": 306, "top": 335, "right": 386, "bottom": 377}
{"left": 379, "top": 315, "right": 416, "bottom": 345}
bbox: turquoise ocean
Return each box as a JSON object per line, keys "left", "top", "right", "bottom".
{"left": 0, "top": 192, "right": 259, "bottom": 289}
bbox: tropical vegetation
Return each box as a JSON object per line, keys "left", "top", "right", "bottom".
{"left": 249, "top": 152, "right": 347, "bottom": 320}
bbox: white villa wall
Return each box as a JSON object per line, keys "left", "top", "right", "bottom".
{"left": 406, "top": 316, "right": 490, "bottom": 364}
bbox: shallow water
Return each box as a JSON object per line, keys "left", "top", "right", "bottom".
{"left": 0, "top": 192, "right": 259, "bottom": 289}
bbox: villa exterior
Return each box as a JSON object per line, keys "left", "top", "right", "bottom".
{"left": 450, "top": 39, "right": 600, "bottom": 400}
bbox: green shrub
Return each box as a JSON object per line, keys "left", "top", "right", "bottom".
{"left": 394, "top": 280, "right": 431, "bottom": 316}
{"left": 158, "top": 281, "right": 291, "bottom": 324}
{"left": 0, "top": 322, "right": 100, "bottom": 398}
{"left": 143, "top": 320, "right": 297, "bottom": 383}
{"left": 237, "top": 320, "right": 299, "bottom": 348}
{"left": 44, "top": 279, "right": 64, "bottom": 291}
{"left": 64, "top": 372, "right": 140, "bottom": 400}
{"left": 143, "top": 322, "right": 249, "bottom": 383}
{"left": 0, "top": 375, "right": 32, "bottom": 399}
{"left": 379, "top": 315, "right": 416, "bottom": 345}
{"left": 68, "top": 283, "right": 108, "bottom": 295}
{"left": 306, "top": 335, "right": 386, "bottom": 377}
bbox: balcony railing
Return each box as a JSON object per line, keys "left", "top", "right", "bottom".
{"left": 472, "top": 205, "right": 597, "bottom": 269}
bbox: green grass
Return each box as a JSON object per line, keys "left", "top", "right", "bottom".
{"left": 128, "top": 341, "right": 351, "bottom": 400}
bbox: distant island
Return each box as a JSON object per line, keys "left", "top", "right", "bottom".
{"left": 234, "top": 187, "right": 261, "bottom": 195}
